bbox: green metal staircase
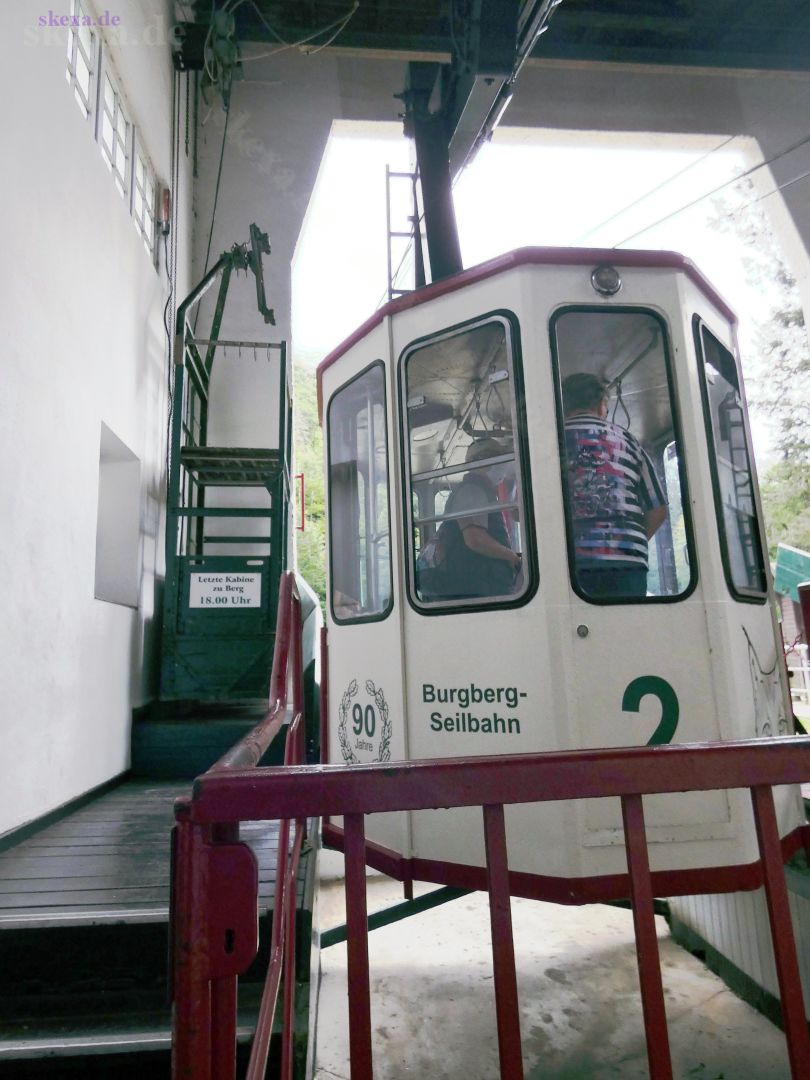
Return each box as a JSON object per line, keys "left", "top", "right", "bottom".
{"left": 160, "top": 226, "right": 293, "bottom": 705}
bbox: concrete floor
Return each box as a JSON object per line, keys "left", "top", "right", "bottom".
{"left": 312, "top": 863, "right": 792, "bottom": 1080}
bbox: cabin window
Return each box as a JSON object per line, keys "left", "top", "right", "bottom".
{"left": 694, "top": 321, "right": 766, "bottom": 598}
{"left": 65, "top": 0, "right": 96, "bottom": 120}
{"left": 551, "top": 308, "right": 695, "bottom": 603}
{"left": 401, "top": 313, "right": 534, "bottom": 611}
{"left": 327, "top": 362, "right": 392, "bottom": 623}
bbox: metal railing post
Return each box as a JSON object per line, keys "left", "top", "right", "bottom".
{"left": 320, "top": 626, "right": 329, "bottom": 765}
{"left": 281, "top": 821, "right": 304, "bottom": 1079}
{"left": 209, "top": 821, "right": 239, "bottom": 1080}
{"left": 210, "top": 976, "right": 238, "bottom": 1080}
{"left": 750, "top": 784, "right": 810, "bottom": 1078}
{"left": 344, "top": 813, "right": 374, "bottom": 1078}
{"left": 621, "top": 793, "right": 673, "bottom": 1080}
{"left": 483, "top": 804, "right": 524, "bottom": 1079}
{"left": 171, "top": 805, "right": 213, "bottom": 1080}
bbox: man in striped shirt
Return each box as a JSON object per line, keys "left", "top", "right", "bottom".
{"left": 562, "top": 373, "right": 668, "bottom": 599}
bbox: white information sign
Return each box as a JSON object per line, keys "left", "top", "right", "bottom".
{"left": 189, "top": 572, "right": 262, "bottom": 609}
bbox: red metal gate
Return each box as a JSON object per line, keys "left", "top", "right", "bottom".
{"left": 172, "top": 722, "right": 810, "bottom": 1078}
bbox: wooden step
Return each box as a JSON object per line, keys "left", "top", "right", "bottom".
{"left": 0, "top": 776, "right": 318, "bottom": 1075}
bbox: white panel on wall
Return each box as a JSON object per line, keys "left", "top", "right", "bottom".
{"left": 95, "top": 423, "right": 141, "bottom": 607}
{"left": 670, "top": 883, "right": 810, "bottom": 1022}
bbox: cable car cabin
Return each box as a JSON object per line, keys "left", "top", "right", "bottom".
{"left": 316, "top": 247, "right": 803, "bottom": 889}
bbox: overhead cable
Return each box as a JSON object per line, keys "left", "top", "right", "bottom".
{"left": 573, "top": 75, "right": 810, "bottom": 247}
{"left": 612, "top": 130, "right": 810, "bottom": 247}
{"left": 573, "top": 135, "right": 738, "bottom": 244}
{"left": 730, "top": 167, "right": 810, "bottom": 215}
{"left": 233, "top": 0, "right": 359, "bottom": 62}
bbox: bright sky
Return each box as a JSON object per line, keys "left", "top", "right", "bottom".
{"left": 292, "top": 121, "right": 784, "bottom": 458}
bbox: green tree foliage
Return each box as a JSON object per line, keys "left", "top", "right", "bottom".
{"left": 712, "top": 178, "right": 810, "bottom": 556}
{"left": 293, "top": 361, "right": 326, "bottom": 610}
{"left": 759, "top": 458, "right": 810, "bottom": 557}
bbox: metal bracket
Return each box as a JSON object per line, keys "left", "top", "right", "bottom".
{"left": 249, "top": 224, "right": 275, "bottom": 325}
{"left": 205, "top": 840, "right": 260, "bottom": 979}
{"left": 171, "top": 814, "right": 260, "bottom": 993}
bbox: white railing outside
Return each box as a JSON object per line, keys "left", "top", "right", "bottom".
{"left": 787, "top": 643, "right": 810, "bottom": 707}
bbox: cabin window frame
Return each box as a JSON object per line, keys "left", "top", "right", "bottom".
{"left": 550, "top": 304, "right": 698, "bottom": 605}
{"left": 398, "top": 309, "right": 538, "bottom": 616}
{"left": 692, "top": 316, "right": 767, "bottom": 603}
{"left": 326, "top": 359, "right": 394, "bottom": 626}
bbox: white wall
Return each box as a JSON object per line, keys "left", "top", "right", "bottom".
{"left": 191, "top": 49, "right": 405, "bottom": 354}
{"left": 0, "top": 0, "right": 192, "bottom": 835}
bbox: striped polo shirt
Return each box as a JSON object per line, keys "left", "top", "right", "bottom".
{"left": 564, "top": 414, "right": 667, "bottom": 569}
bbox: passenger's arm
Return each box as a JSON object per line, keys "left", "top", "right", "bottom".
{"left": 461, "top": 524, "right": 522, "bottom": 570}
{"left": 645, "top": 505, "right": 668, "bottom": 539}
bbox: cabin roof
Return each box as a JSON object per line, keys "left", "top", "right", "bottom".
{"left": 315, "top": 246, "right": 736, "bottom": 419}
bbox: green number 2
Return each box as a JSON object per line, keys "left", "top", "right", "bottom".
{"left": 622, "top": 676, "right": 679, "bottom": 746}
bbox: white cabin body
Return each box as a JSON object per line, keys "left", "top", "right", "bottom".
{"left": 317, "top": 247, "right": 803, "bottom": 889}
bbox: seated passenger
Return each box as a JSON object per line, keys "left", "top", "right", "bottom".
{"left": 562, "top": 373, "right": 667, "bottom": 599}
{"left": 418, "top": 439, "right": 521, "bottom": 600}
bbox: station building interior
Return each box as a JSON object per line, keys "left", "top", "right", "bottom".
{"left": 3, "top": 0, "right": 810, "bottom": 1075}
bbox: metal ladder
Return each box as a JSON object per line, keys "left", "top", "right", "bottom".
{"left": 385, "top": 164, "right": 427, "bottom": 301}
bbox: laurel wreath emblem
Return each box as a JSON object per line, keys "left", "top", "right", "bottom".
{"left": 337, "top": 678, "right": 392, "bottom": 764}
{"left": 337, "top": 680, "right": 360, "bottom": 764}
{"left": 366, "top": 679, "right": 392, "bottom": 762}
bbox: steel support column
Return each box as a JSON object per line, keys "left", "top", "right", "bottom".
{"left": 402, "top": 62, "right": 464, "bottom": 282}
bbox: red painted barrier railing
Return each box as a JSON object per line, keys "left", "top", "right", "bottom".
{"left": 171, "top": 571, "right": 306, "bottom": 1080}
{"left": 172, "top": 732, "right": 810, "bottom": 1079}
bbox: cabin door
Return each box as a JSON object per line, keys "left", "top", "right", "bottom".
{"left": 551, "top": 306, "right": 731, "bottom": 846}
{"left": 324, "top": 353, "right": 410, "bottom": 856}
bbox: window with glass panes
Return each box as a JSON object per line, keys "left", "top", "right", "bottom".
{"left": 132, "top": 147, "right": 157, "bottom": 255}
{"left": 551, "top": 308, "right": 695, "bottom": 603}
{"left": 401, "top": 315, "right": 533, "bottom": 610}
{"left": 65, "top": 0, "right": 96, "bottom": 119}
{"left": 694, "top": 320, "right": 766, "bottom": 598}
{"left": 99, "top": 69, "right": 131, "bottom": 198}
{"left": 327, "top": 363, "right": 393, "bottom": 624}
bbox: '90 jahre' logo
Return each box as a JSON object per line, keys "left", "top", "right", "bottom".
{"left": 338, "top": 679, "right": 391, "bottom": 764}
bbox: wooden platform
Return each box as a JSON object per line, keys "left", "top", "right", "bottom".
{"left": 0, "top": 778, "right": 317, "bottom": 1074}
{"left": 0, "top": 779, "right": 298, "bottom": 928}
